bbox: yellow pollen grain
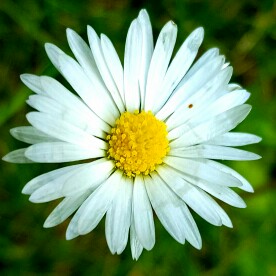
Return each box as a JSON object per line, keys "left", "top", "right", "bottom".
{"left": 106, "top": 110, "right": 170, "bottom": 177}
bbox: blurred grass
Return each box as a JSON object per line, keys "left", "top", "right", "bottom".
{"left": 0, "top": 0, "right": 275, "bottom": 275}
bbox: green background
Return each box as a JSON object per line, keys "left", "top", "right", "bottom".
{"left": 0, "top": 0, "right": 275, "bottom": 275}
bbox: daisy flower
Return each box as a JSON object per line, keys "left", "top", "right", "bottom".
{"left": 3, "top": 9, "right": 261, "bottom": 260}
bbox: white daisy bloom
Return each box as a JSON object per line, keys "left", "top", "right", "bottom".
{"left": 3, "top": 9, "right": 261, "bottom": 260}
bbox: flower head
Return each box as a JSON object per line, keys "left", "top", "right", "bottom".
{"left": 3, "top": 9, "right": 261, "bottom": 260}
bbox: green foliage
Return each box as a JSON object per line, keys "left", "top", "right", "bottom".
{"left": 0, "top": 0, "right": 275, "bottom": 275}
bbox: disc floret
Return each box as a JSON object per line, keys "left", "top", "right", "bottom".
{"left": 107, "top": 110, "right": 170, "bottom": 177}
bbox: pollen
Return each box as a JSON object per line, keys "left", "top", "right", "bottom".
{"left": 106, "top": 110, "right": 170, "bottom": 177}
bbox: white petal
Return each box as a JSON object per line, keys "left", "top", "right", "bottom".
{"left": 157, "top": 164, "right": 233, "bottom": 227}
{"left": 101, "top": 34, "right": 125, "bottom": 105}
{"left": 157, "top": 165, "right": 222, "bottom": 226}
{"left": 57, "top": 53, "right": 118, "bottom": 124}
{"left": 27, "top": 112, "right": 106, "bottom": 149}
{"left": 87, "top": 27, "right": 125, "bottom": 113}
{"left": 66, "top": 214, "right": 80, "bottom": 240}
{"left": 29, "top": 159, "right": 114, "bottom": 203}
{"left": 39, "top": 76, "right": 81, "bottom": 109}
{"left": 190, "top": 89, "right": 250, "bottom": 126}
{"left": 144, "top": 174, "right": 184, "bottom": 243}
{"left": 213, "top": 205, "right": 233, "bottom": 228}
{"left": 61, "top": 159, "right": 114, "bottom": 196}
{"left": 182, "top": 173, "right": 246, "bottom": 208}
{"left": 27, "top": 94, "right": 62, "bottom": 114}
{"left": 203, "top": 159, "right": 254, "bottom": 193}
{"left": 66, "top": 190, "right": 94, "bottom": 240}
{"left": 144, "top": 21, "right": 177, "bottom": 111}
{"left": 27, "top": 95, "right": 106, "bottom": 138}
{"left": 133, "top": 176, "right": 155, "bottom": 250}
{"left": 181, "top": 48, "right": 219, "bottom": 82}
{"left": 137, "top": 9, "right": 154, "bottom": 109}
{"left": 22, "top": 163, "right": 84, "bottom": 195}
{"left": 40, "top": 76, "right": 110, "bottom": 134}
{"left": 166, "top": 67, "right": 233, "bottom": 130}
{"left": 77, "top": 170, "right": 123, "bottom": 235}
{"left": 2, "top": 148, "right": 34, "bottom": 163}
{"left": 25, "top": 142, "right": 104, "bottom": 163}
{"left": 206, "top": 132, "right": 262, "bottom": 146}
{"left": 153, "top": 27, "right": 204, "bottom": 113}
{"left": 186, "top": 187, "right": 229, "bottom": 226}
{"left": 28, "top": 163, "right": 90, "bottom": 203}
{"left": 146, "top": 172, "right": 202, "bottom": 249}
{"left": 10, "top": 126, "right": 59, "bottom": 144}
{"left": 169, "top": 104, "right": 251, "bottom": 147}
{"left": 124, "top": 19, "right": 142, "bottom": 111}
{"left": 174, "top": 201, "right": 202, "bottom": 249}
{"left": 20, "top": 74, "right": 44, "bottom": 94}
{"left": 130, "top": 223, "right": 143, "bottom": 260}
{"left": 169, "top": 145, "right": 261, "bottom": 160}
{"left": 66, "top": 28, "right": 102, "bottom": 85}
{"left": 44, "top": 43, "right": 65, "bottom": 72}
{"left": 105, "top": 176, "right": 133, "bottom": 254}
{"left": 44, "top": 191, "right": 90, "bottom": 228}
{"left": 164, "top": 156, "right": 242, "bottom": 187}
{"left": 157, "top": 55, "right": 225, "bottom": 121}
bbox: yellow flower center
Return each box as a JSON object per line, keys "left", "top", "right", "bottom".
{"left": 106, "top": 110, "right": 170, "bottom": 177}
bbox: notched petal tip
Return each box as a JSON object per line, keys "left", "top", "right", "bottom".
{"left": 168, "top": 20, "right": 177, "bottom": 27}
{"left": 131, "top": 248, "right": 143, "bottom": 261}
{"left": 210, "top": 47, "right": 220, "bottom": 55}
{"left": 138, "top": 8, "right": 149, "bottom": 17}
